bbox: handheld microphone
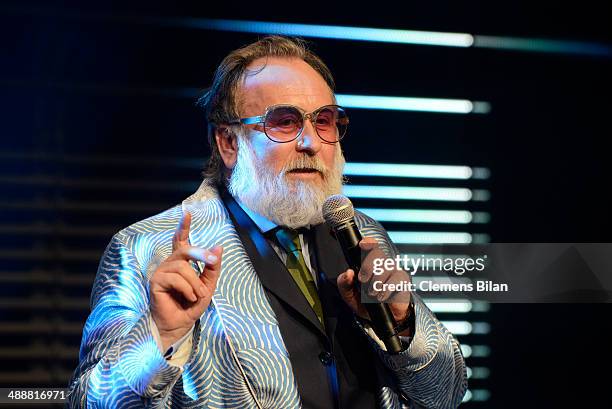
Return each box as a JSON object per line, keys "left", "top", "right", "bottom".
{"left": 322, "top": 195, "right": 403, "bottom": 354}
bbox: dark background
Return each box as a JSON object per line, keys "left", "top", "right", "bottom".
{"left": 1, "top": 0, "right": 611, "bottom": 407}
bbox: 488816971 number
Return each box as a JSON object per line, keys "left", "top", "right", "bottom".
{"left": 1, "top": 388, "right": 67, "bottom": 403}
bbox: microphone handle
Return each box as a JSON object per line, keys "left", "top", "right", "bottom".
{"left": 334, "top": 222, "right": 403, "bottom": 354}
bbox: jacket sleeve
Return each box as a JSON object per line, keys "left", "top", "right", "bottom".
{"left": 357, "top": 217, "right": 468, "bottom": 408}
{"left": 66, "top": 232, "right": 203, "bottom": 408}
{"left": 359, "top": 295, "right": 467, "bottom": 409}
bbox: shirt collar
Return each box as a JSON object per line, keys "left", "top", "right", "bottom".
{"left": 233, "top": 196, "right": 279, "bottom": 234}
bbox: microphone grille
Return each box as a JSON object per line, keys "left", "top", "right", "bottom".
{"left": 322, "top": 194, "right": 355, "bottom": 227}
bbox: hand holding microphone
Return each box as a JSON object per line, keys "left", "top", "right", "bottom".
{"left": 323, "top": 195, "right": 413, "bottom": 354}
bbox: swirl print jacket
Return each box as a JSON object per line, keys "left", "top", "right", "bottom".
{"left": 67, "top": 181, "right": 467, "bottom": 408}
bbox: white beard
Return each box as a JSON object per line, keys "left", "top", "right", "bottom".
{"left": 228, "top": 136, "right": 345, "bottom": 229}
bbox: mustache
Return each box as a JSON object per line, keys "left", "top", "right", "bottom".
{"left": 281, "top": 155, "right": 327, "bottom": 175}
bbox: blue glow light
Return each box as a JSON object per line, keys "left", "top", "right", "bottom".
{"left": 344, "top": 185, "right": 472, "bottom": 202}
{"left": 471, "top": 345, "right": 491, "bottom": 357}
{"left": 469, "top": 367, "right": 491, "bottom": 379}
{"left": 387, "top": 231, "right": 472, "bottom": 244}
{"left": 475, "top": 35, "right": 612, "bottom": 57}
{"left": 181, "top": 19, "right": 474, "bottom": 47}
{"left": 344, "top": 162, "right": 475, "bottom": 179}
{"left": 182, "top": 18, "right": 611, "bottom": 58}
{"left": 336, "top": 94, "right": 486, "bottom": 114}
{"left": 423, "top": 299, "right": 473, "bottom": 313}
{"left": 175, "top": 88, "right": 490, "bottom": 114}
{"left": 470, "top": 389, "right": 492, "bottom": 402}
{"left": 441, "top": 320, "right": 472, "bottom": 335}
{"left": 358, "top": 208, "right": 473, "bottom": 224}
{"left": 472, "top": 322, "right": 491, "bottom": 334}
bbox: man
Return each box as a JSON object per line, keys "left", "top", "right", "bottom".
{"left": 68, "top": 36, "right": 467, "bottom": 408}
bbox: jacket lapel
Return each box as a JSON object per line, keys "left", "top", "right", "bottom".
{"left": 309, "top": 224, "right": 350, "bottom": 347}
{"left": 310, "top": 223, "right": 348, "bottom": 284}
{"left": 219, "top": 187, "right": 327, "bottom": 338}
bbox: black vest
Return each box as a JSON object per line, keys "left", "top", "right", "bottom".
{"left": 220, "top": 189, "right": 393, "bottom": 409}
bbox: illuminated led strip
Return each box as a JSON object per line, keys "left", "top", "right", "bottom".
{"left": 344, "top": 185, "right": 472, "bottom": 201}
{"left": 344, "top": 162, "right": 474, "bottom": 179}
{"left": 423, "top": 299, "right": 473, "bottom": 313}
{"left": 175, "top": 88, "right": 489, "bottom": 114}
{"left": 441, "top": 321, "right": 490, "bottom": 335}
{"left": 183, "top": 19, "right": 474, "bottom": 47}
{"left": 462, "top": 389, "right": 491, "bottom": 402}
{"left": 474, "top": 35, "right": 612, "bottom": 57}
{"left": 441, "top": 320, "right": 473, "bottom": 335}
{"left": 467, "top": 367, "right": 491, "bottom": 380}
{"left": 471, "top": 301, "right": 491, "bottom": 312}
{"left": 336, "top": 94, "right": 490, "bottom": 114}
{"left": 472, "top": 322, "right": 491, "bottom": 334}
{"left": 460, "top": 344, "right": 490, "bottom": 358}
{"left": 358, "top": 208, "right": 476, "bottom": 224}
{"left": 10, "top": 10, "right": 607, "bottom": 60}
{"left": 388, "top": 231, "right": 472, "bottom": 244}
{"left": 182, "top": 19, "right": 612, "bottom": 58}
{"left": 361, "top": 207, "right": 490, "bottom": 223}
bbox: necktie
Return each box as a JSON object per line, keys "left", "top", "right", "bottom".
{"left": 275, "top": 228, "right": 325, "bottom": 327}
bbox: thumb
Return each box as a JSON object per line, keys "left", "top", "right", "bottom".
{"left": 337, "top": 269, "right": 356, "bottom": 296}
{"left": 337, "top": 269, "right": 361, "bottom": 315}
{"left": 200, "top": 245, "right": 223, "bottom": 287}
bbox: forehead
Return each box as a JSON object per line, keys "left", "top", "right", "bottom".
{"left": 237, "top": 56, "right": 334, "bottom": 114}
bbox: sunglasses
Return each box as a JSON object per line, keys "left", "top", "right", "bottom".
{"left": 228, "top": 104, "right": 349, "bottom": 143}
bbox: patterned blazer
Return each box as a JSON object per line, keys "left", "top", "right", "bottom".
{"left": 67, "top": 181, "right": 467, "bottom": 408}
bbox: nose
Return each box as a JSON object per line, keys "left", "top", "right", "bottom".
{"left": 296, "top": 117, "right": 322, "bottom": 155}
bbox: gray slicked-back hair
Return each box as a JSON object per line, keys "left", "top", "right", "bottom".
{"left": 196, "top": 35, "right": 336, "bottom": 184}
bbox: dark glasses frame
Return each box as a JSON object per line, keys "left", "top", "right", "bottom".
{"left": 227, "top": 104, "right": 349, "bottom": 143}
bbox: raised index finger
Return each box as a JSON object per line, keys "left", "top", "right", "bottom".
{"left": 173, "top": 211, "right": 192, "bottom": 252}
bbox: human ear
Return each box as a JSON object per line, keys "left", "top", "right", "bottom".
{"left": 215, "top": 126, "right": 238, "bottom": 169}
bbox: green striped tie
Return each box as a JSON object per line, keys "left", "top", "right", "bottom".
{"left": 275, "top": 228, "right": 325, "bottom": 327}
